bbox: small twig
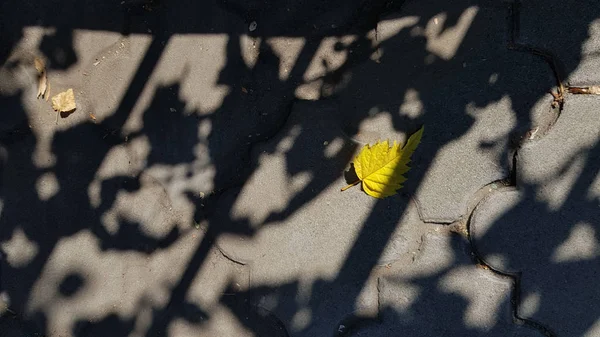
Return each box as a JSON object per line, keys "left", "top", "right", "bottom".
{"left": 567, "top": 86, "right": 600, "bottom": 95}
{"left": 341, "top": 180, "right": 360, "bottom": 191}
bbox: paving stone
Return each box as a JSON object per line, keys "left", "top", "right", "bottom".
{"left": 214, "top": 99, "right": 427, "bottom": 265}
{"left": 471, "top": 96, "right": 600, "bottom": 336}
{"left": 518, "top": 0, "right": 600, "bottom": 85}
{"left": 1, "top": 227, "right": 251, "bottom": 336}
{"left": 350, "top": 233, "right": 545, "bottom": 336}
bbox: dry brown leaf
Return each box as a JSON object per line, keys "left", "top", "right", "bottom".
{"left": 44, "top": 82, "right": 51, "bottom": 101}
{"left": 34, "top": 57, "right": 48, "bottom": 99}
{"left": 51, "top": 89, "right": 76, "bottom": 113}
{"left": 33, "top": 58, "right": 44, "bottom": 72}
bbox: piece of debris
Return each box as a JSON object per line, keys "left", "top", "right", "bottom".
{"left": 93, "top": 60, "right": 100, "bottom": 66}
{"left": 241, "top": 86, "right": 248, "bottom": 94}
{"left": 89, "top": 113, "right": 97, "bottom": 121}
{"left": 549, "top": 90, "right": 564, "bottom": 109}
{"left": 44, "top": 82, "right": 51, "bottom": 101}
{"left": 568, "top": 86, "right": 600, "bottom": 95}
{"left": 249, "top": 21, "right": 257, "bottom": 32}
{"left": 34, "top": 57, "right": 48, "bottom": 99}
{"left": 528, "top": 127, "right": 539, "bottom": 140}
{"left": 476, "top": 263, "right": 490, "bottom": 270}
{"left": 51, "top": 88, "right": 76, "bottom": 113}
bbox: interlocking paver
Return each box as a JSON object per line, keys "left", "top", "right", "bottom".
{"left": 214, "top": 99, "right": 428, "bottom": 335}
{"left": 2, "top": 228, "right": 252, "bottom": 336}
{"left": 471, "top": 96, "right": 600, "bottom": 336}
{"left": 352, "top": 233, "right": 545, "bottom": 336}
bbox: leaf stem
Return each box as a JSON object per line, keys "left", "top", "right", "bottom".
{"left": 341, "top": 180, "right": 360, "bottom": 191}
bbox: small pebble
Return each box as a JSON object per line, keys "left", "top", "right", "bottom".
{"left": 249, "top": 21, "right": 257, "bottom": 32}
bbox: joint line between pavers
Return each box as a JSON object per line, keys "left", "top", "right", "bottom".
{"left": 506, "top": 0, "right": 566, "bottom": 122}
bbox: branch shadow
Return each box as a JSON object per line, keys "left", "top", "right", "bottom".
{"left": 0, "top": 0, "right": 598, "bottom": 336}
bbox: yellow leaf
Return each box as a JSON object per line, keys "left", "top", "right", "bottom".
{"left": 51, "top": 88, "right": 76, "bottom": 113}
{"left": 342, "top": 126, "right": 424, "bottom": 198}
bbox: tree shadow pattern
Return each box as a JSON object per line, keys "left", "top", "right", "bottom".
{"left": 0, "top": 0, "right": 599, "bottom": 336}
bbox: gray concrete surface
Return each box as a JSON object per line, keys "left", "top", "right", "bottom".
{"left": 471, "top": 95, "right": 600, "bottom": 337}
{"left": 0, "top": 0, "right": 598, "bottom": 336}
{"left": 518, "top": 0, "right": 600, "bottom": 85}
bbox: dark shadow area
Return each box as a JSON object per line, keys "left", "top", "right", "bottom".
{"left": 39, "top": 30, "right": 78, "bottom": 70}
{"left": 59, "top": 273, "right": 85, "bottom": 297}
{"left": 73, "top": 314, "right": 136, "bottom": 337}
{"left": 0, "top": 0, "right": 599, "bottom": 336}
{"left": 472, "top": 141, "right": 600, "bottom": 336}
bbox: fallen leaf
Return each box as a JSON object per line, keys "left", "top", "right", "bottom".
{"left": 51, "top": 89, "right": 76, "bottom": 113}
{"left": 341, "top": 126, "right": 424, "bottom": 198}
{"left": 34, "top": 57, "right": 48, "bottom": 99}
{"left": 44, "top": 82, "right": 51, "bottom": 101}
{"left": 33, "top": 57, "right": 45, "bottom": 73}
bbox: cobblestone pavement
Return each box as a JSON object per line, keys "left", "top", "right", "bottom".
{"left": 0, "top": 0, "right": 598, "bottom": 336}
